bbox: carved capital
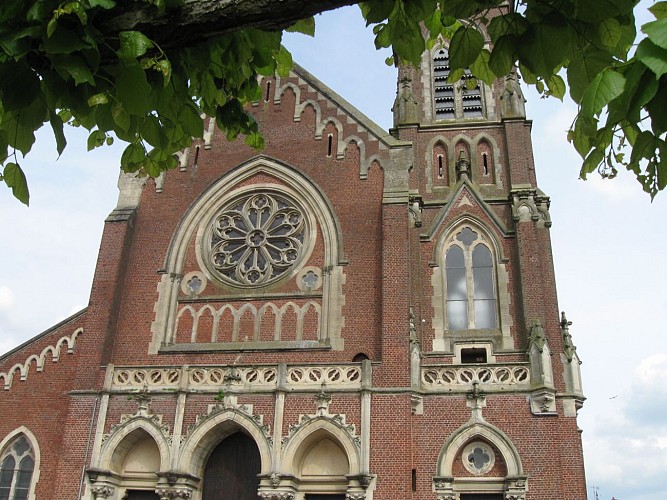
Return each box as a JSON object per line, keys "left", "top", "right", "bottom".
{"left": 90, "top": 485, "right": 115, "bottom": 499}
{"left": 155, "top": 488, "right": 193, "bottom": 499}
{"left": 258, "top": 492, "right": 295, "bottom": 500}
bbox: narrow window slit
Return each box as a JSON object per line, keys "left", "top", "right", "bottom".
{"left": 327, "top": 134, "right": 333, "bottom": 157}
{"left": 193, "top": 144, "right": 200, "bottom": 168}
{"left": 265, "top": 81, "right": 271, "bottom": 102}
{"left": 438, "top": 155, "right": 444, "bottom": 178}
{"left": 482, "top": 153, "right": 489, "bottom": 175}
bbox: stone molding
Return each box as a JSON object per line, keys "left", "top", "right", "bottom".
{"left": 421, "top": 364, "right": 529, "bottom": 392}
{"left": 109, "top": 364, "right": 363, "bottom": 392}
{"left": 0, "top": 327, "right": 82, "bottom": 390}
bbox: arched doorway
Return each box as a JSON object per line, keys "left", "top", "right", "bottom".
{"left": 202, "top": 432, "right": 261, "bottom": 500}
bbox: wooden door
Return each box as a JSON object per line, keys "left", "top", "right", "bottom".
{"left": 304, "top": 496, "right": 346, "bottom": 500}
{"left": 202, "top": 432, "right": 261, "bottom": 500}
{"left": 460, "top": 494, "right": 504, "bottom": 500}
{"left": 124, "top": 491, "right": 160, "bottom": 500}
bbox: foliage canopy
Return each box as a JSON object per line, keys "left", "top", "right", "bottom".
{"left": 0, "top": 0, "right": 666, "bottom": 204}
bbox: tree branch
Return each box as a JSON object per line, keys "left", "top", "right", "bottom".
{"left": 100, "top": 0, "right": 360, "bottom": 48}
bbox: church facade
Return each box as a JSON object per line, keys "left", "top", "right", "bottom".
{"left": 0, "top": 32, "right": 587, "bottom": 500}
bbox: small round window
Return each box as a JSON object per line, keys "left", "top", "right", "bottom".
{"left": 204, "top": 191, "right": 310, "bottom": 287}
{"left": 462, "top": 441, "right": 495, "bottom": 475}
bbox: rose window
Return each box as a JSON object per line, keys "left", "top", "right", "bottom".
{"left": 206, "top": 192, "right": 309, "bottom": 286}
{"left": 462, "top": 441, "right": 495, "bottom": 475}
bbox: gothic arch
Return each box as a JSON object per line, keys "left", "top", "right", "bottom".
{"left": 281, "top": 417, "right": 361, "bottom": 478}
{"left": 275, "top": 81, "right": 300, "bottom": 105}
{"left": 436, "top": 422, "right": 523, "bottom": 477}
{"left": 433, "top": 216, "right": 506, "bottom": 265}
{"left": 425, "top": 135, "right": 452, "bottom": 191}
{"left": 98, "top": 420, "right": 170, "bottom": 475}
{"left": 294, "top": 99, "right": 322, "bottom": 126}
{"left": 179, "top": 408, "right": 272, "bottom": 479}
{"left": 0, "top": 426, "right": 41, "bottom": 500}
{"left": 150, "top": 156, "right": 348, "bottom": 353}
{"left": 433, "top": 422, "right": 527, "bottom": 499}
{"left": 471, "top": 133, "right": 503, "bottom": 186}
{"left": 431, "top": 216, "right": 514, "bottom": 351}
{"left": 361, "top": 154, "right": 385, "bottom": 180}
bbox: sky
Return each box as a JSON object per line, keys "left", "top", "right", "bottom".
{"left": 1, "top": 4, "right": 667, "bottom": 500}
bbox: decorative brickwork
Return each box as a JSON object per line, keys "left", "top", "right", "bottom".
{"left": 0, "top": 39, "right": 587, "bottom": 499}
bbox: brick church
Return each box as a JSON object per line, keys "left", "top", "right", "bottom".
{"left": 0, "top": 24, "right": 587, "bottom": 500}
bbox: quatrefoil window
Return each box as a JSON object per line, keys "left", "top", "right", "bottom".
{"left": 462, "top": 441, "right": 495, "bottom": 475}
{"left": 205, "top": 192, "right": 309, "bottom": 287}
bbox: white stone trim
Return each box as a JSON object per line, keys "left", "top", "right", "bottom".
{"left": 0, "top": 327, "right": 82, "bottom": 390}
{"left": 149, "top": 156, "right": 347, "bottom": 353}
{"left": 0, "top": 426, "right": 41, "bottom": 500}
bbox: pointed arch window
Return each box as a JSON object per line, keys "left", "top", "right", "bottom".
{"left": 445, "top": 227, "right": 498, "bottom": 330}
{"left": 0, "top": 436, "right": 35, "bottom": 500}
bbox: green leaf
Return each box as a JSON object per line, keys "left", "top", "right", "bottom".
{"left": 274, "top": 45, "right": 293, "bottom": 78}
{"left": 487, "top": 13, "right": 529, "bottom": 42}
{"left": 440, "top": 0, "right": 484, "bottom": 20}
{"left": 180, "top": 104, "right": 204, "bottom": 138}
{"left": 47, "top": 18, "right": 58, "bottom": 38}
{"left": 112, "top": 102, "right": 131, "bottom": 132}
{"left": 573, "top": 0, "right": 635, "bottom": 22}
{"left": 469, "top": 49, "right": 495, "bottom": 86}
{"left": 359, "top": 0, "right": 395, "bottom": 25}
{"left": 488, "top": 36, "right": 516, "bottom": 77}
{"left": 89, "top": 0, "right": 117, "bottom": 8}
{"left": 635, "top": 38, "right": 667, "bottom": 78}
{"left": 567, "top": 47, "right": 613, "bottom": 102}
{"left": 630, "top": 130, "right": 657, "bottom": 164}
{"left": 3, "top": 162, "right": 29, "bottom": 205}
{"left": 245, "top": 131, "right": 265, "bottom": 149}
{"left": 545, "top": 74, "right": 566, "bottom": 100}
{"left": 449, "top": 26, "right": 484, "bottom": 70}
{"left": 51, "top": 54, "right": 95, "bottom": 85}
{"left": 118, "top": 31, "right": 155, "bottom": 60}
{"left": 48, "top": 110, "right": 67, "bottom": 156}
{"left": 598, "top": 18, "right": 622, "bottom": 48}
{"left": 649, "top": 2, "right": 667, "bottom": 19}
{"left": 518, "top": 18, "right": 571, "bottom": 77}
{"left": 374, "top": 24, "right": 391, "bottom": 49}
{"left": 87, "top": 93, "right": 109, "bottom": 107}
{"left": 0, "top": 63, "right": 40, "bottom": 111}
{"left": 643, "top": 18, "right": 667, "bottom": 50}
{"left": 121, "top": 142, "right": 146, "bottom": 171}
{"left": 87, "top": 130, "right": 106, "bottom": 151}
{"left": 115, "top": 63, "right": 151, "bottom": 114}
{"left": 389, "top": 3, "right": 425, "bottom": 65}
{"left": 286, "top": 17, "right": 315, "bottom": 36}
{"left": 581, "top": 68, "right": 626, "bottom": 116}
{"left": 580, "top": 147, "right": 604, "bottom": 179}
{"left": 43, "top": 25, "right": 93, "bottom": 55}
{"left": 646, "top": 78, "right": 667, "bottom": 134}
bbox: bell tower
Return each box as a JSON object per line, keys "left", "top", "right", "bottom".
{"left": 392, "top": 28, "right": 587, "bottom": 498}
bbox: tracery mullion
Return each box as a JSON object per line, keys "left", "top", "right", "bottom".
{"left": 465, "top": 244, "right": 476, "bottom": 329}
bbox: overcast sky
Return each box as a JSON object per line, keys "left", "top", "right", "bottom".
{"left": 1, "top": 4, "right": 666, "bottom": 499}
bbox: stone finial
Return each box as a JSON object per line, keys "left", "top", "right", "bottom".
{"left": 392, "top": 71, "right": 419, "bottom": 126}
{"left": 129, "top": 385, "right": 151, "bottom": 416}
{"left": 455, "top": 150, "right": 471, "bottom": 180}
{"left": 314, "top": 383, "right": 331, "bottom": 415}
{"left": 561, "top": 311, "right": 577, "bottom": 362}
{"left": 500, "top": 69, "right": 526, "bottom": 119}
{"left": 527, "top": 320, "right": 547, "bottom": 353}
